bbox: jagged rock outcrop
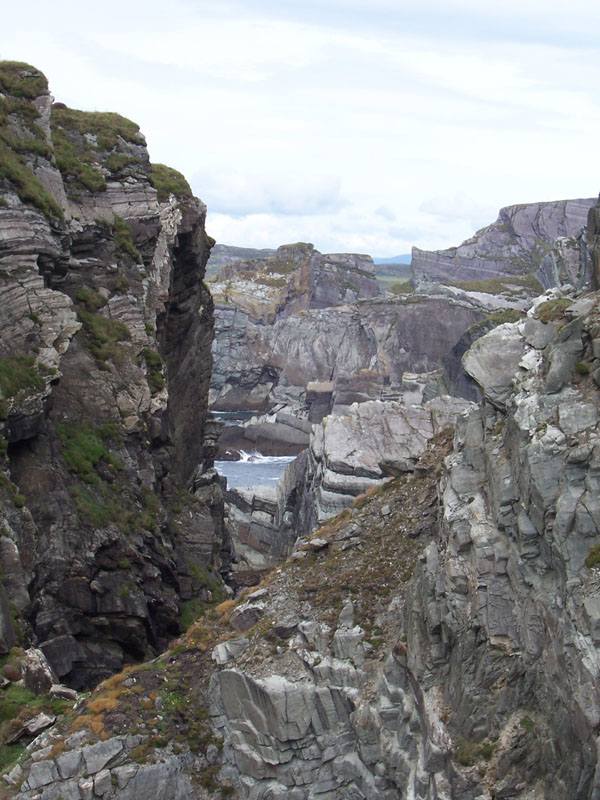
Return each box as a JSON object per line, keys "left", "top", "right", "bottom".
{"left": 225, "top": 453, "right": 307, "bottom": 584}
{"left": 7, "top": 286, "right": 600, "bottom": 799}
{"left": 296, "top": 394, "right": 473, "bottom": 531}
{"left": 412, "top": 198, "right": 596, "bottom": 286}
{"left": 209, "top": 243, "right": 384, "bottom": 414}
{"left": 212, "top": 288, "right": 490, "bottom": 427}
{"left": 0, "top": 62, "right": 229, "bottom": 688}
{"left": 588, "top": 198, "right": 600, "bottom": 291}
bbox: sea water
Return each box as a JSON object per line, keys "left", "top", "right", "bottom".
{"left": 215, "top": 451, "right": 295, "bottom": 489}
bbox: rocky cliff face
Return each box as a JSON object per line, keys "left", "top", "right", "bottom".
{"left": 9, "top": 284, "right": 599, "bottom": 800}
{"left": 209, "top": 243, "right": 384, "bottom": 414}
{"left": 0, "top": 62, "right": 229, "bottom": 689}
{"left": 211, "top": 286, "right": 491, "bottom": 429}
{"left": 412, "top": 198, "right": 596, "bottom": 286}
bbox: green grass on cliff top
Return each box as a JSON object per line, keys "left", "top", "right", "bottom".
{"left": 0, "top": 61, "right": 48, "bottom": 99}
{"left": 149, "top": 163, "right": 192, "bottom": 202}
{"left": 0, "top": 61, "right": 63, "bottom": 219}
{"left": 50, "top": 108, "right": 144, "bottom": 194}
{"left": 0, "top": 355, "right": 44, "bottom": 399}
{"left": 51, "top": 107, "right": 143, "bottom": 150}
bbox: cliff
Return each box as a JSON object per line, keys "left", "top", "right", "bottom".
{"left": 7, "top": 265, "right": 600, "bottom": 798}
{"left": 0, "top": 62, "right": 229, "bottom": 689}
{"left": 412, "top": 198, "right": 596, "bottom": 286}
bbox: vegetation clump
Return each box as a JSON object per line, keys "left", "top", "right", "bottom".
{"left": 51, "top": 122, "right": 106, "bottom": 193}
{"left": 143, "top": 348, "right": 165, "bottom": 394}
{"left": 448, "top": 274, "right": 542, "bottom": 296}
{"left": 75, "top": 286, "right": 107, "bottom": 311}
{"left": 0, "top": 62, "right": 48, "bottom": 99}
{"left": 149, "top": 163, "right": 192, "bottom": 202}
{"left": 535, "top": 297, "right": 573, "bottom": 323}
{"left": 76, "top": 302, "right": 131, "bottom": 367}
{"left": 113, "top": 214, "right": 141, "bottom": 263}
{"left": 388, "top": 280, "right": 412, "bottom": 295}
{"left": 51, "top": 107, "right": 143, "bottom": 195}
{"left": 585, "top": 543, "right": 600, "bottom": 569}
{"left": 56, "top": 422, "right": 122, "bottom": 486}
{"left": 467, "top": 308, "right": 524, "bottom": 338}
{"left": 0, "top": 650, "right": 75, "bottom": 775}
{"left": 0, "top": 355, "right": 44, "bottom": 399}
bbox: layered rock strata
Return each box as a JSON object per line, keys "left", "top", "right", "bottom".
{"left": 0, "top": 62, "right": 229, "bottom": 688}
{"left": 212, "top": 289, "right": 490, "bottom": 425}
{"left": 412, "top": 198, "right": 596, "bottom": 285}
{"left": 297, "top": 395, "right": 473, "bottom": 531}
{"left": 7, "top": 288, "right": 600, "bottom": 800}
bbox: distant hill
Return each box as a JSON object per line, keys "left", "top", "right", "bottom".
{"left": 372, "top": 261, "right": 412, "bottom": 290}
{"left": 372, "top": 254, "right": 412, "bottom": 265}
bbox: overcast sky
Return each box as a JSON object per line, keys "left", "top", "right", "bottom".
{"left": 3, "top": 0, "right": 600, "bottom": 256}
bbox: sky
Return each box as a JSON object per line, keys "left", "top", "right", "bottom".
{"left": 2, "top": 0, "right": 600, "bottom": 257}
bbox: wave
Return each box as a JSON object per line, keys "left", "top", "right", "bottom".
{"left": 237, "top": 451, "right": 296, "bottom": 464}
{"left": 215, "top": 453, "right": 297, "bottom": 489}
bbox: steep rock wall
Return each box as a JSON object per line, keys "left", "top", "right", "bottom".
{"left": 211, "top": 292, "right": 488, "bottom": 416}
{"left": 0, "top": 62, "right": 228, "bottom": 688}
{"left": 7, "top": 291, "right": 600, "bottom": 800}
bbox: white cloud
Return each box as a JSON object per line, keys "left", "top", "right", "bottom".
{"left": 420, "top": 194, "right": 497, "bottom": 227}
{"left": 1, "top": 0, "right": 599, "bottom": 257}
{"left": 191, "top": 170, "right": 346, "bottom": 217}
{"left": 375, "top": 205, "right": 397, "bottom": 222}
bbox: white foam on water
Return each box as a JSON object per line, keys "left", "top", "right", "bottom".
{"left": 215, "top": 453, "right": 296, "bottom": 489}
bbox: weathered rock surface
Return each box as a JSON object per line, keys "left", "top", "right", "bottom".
{"left": 0, "top": 62, "right": 229, "bottom": 687}
{"left": 212, "top": 288, "right": 489, "bottom": 426}
{"left": 412, "top": 197, "right": 596, "bottom": 285}
{"left": 297, "top": 395, "right": 473, "bottom": 530}
{"left": 226, "top": 453, "right": 307, "bottom": 583}
{"left": 8, "top": 288, "right": 600, "bottom": 799}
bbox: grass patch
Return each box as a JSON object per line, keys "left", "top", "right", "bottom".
{"left": 51, "top": 123, "right": 106, "bottom": 193}
{"left": 51, "top": 107, "right": 143, "bottom": 196}
{"left": 388, "top": 280, "right": 412, "bottom": 295}
{"left": 0, "top": 63, "right": 63, "bottom": 218}
{"left": 113, "top": 215, "right": 141, "bottom": 264}
{"left": 180, "top": 599, "right": 207, "bottom": 631}
{"left": 0, "top": 355, "right": 44, "bottom": 398}
{"left": 575, "top": 361, "right": 590, "bottom": 376}
{"left": 149, "top": 163, "right": 192, "bottom": 202}
{"left": 51, "top": 107, "right": 142, "bottom": 150}
{"left": 56, "top": 422, "right": 122, "bottom": 485}
{"left": 77, "top": 309, "right": 131, "bottom": 367}
{"left": 0, "top": 141, "right": 63, "bottom": 219}
{"left": 0, "top": 678, "right": 76, "bottom": 773}
{"left": 143, "top": 348, "right": 165, "bottom": 394}
{"left": 75, "top": 286, "right": 107, "bottom": 311}
{"left": 535, "top": 298, "right": 573, "bottom": 323}
{"left": 105, "top": 152, "right": 136, "bottom": 173}
{"left": 585, "top": 544, "right": 600, "bottom": 569}
{"left": 468, "top": 308, "right": 524, "bottom": 337}
{"left": 264, "top": 258, "right": 298, "bottom": 276}
{"left": 0, "top": 62, "right": 48, "bottom": 100}
{"left": 0, "top": 742, "right": 26, "bottom": 774}
{"left": 447, "top": 274, "right": 543, "bottom": 295}
{"left": 255, "top": 275, "right": 287, "bottom": 288}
